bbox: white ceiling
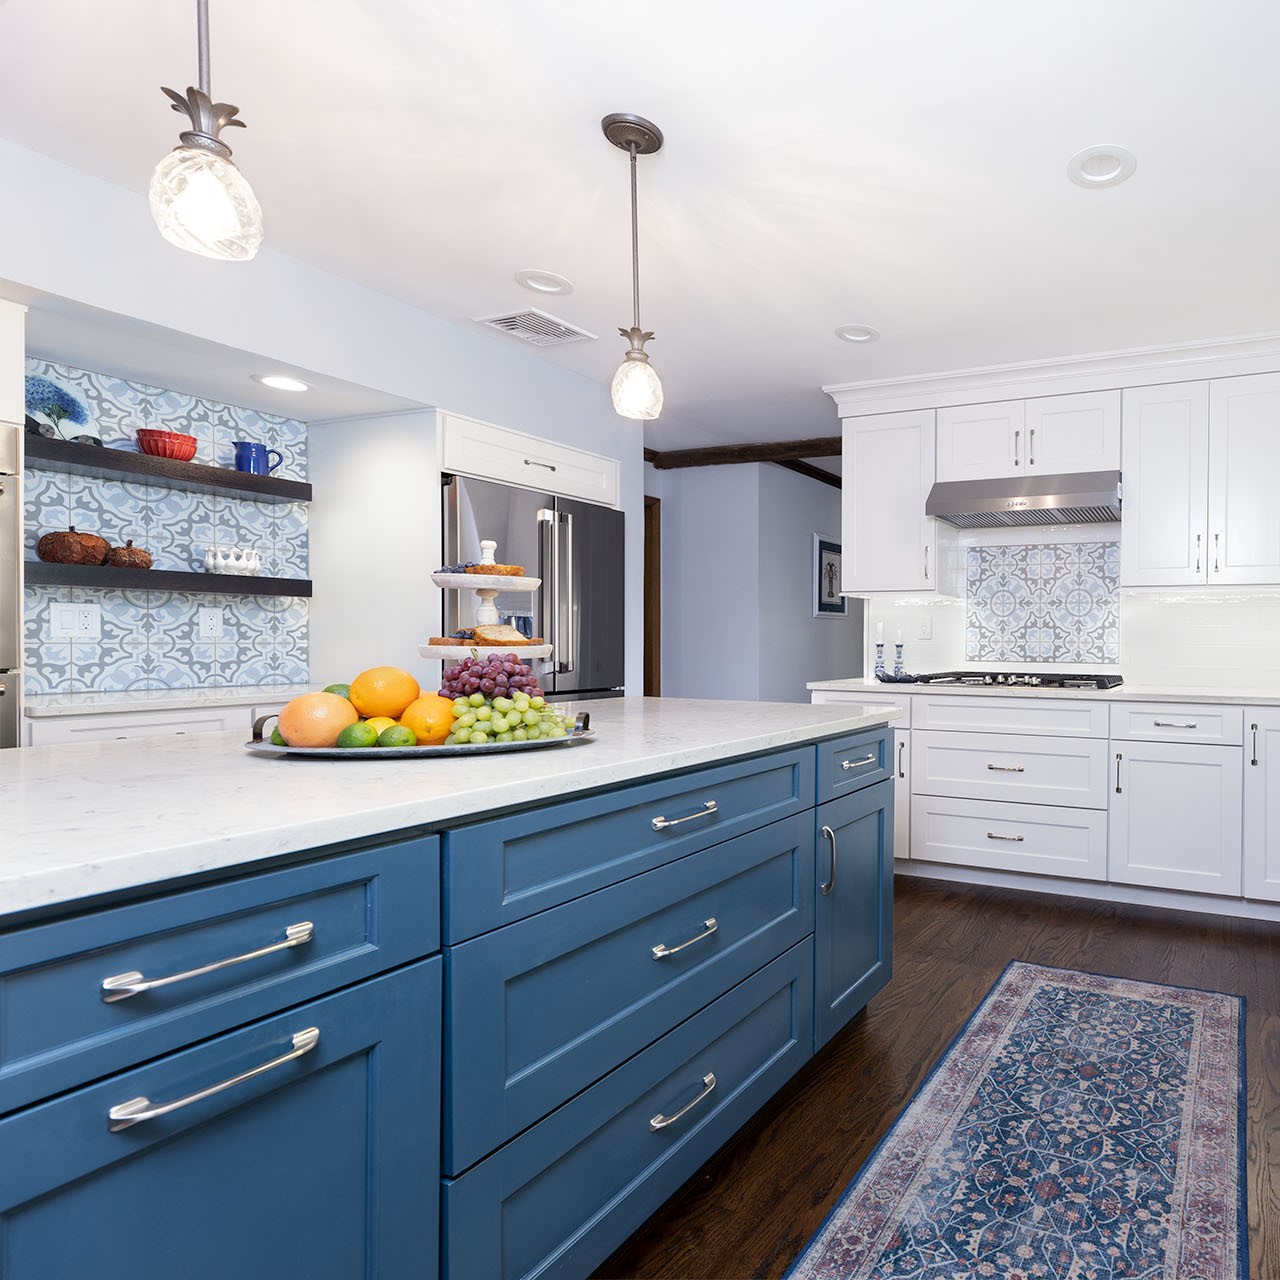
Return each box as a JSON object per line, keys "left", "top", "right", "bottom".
{"left": 2, "top": 1, "right": 1280, "bottom": 451}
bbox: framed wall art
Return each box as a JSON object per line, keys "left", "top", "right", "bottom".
{"left": 813, "top": 534, "right": 847, "bottom": 618}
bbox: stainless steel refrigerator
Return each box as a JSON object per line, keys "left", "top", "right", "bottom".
{"left": 442, "top": 473, "right": 625, "bottom": 700}
{"left": 1, "top": 425, "right": 20, "bottom": 747}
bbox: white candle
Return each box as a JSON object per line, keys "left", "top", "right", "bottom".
{"left": 896, "top": 629, "right": 903, "bottom": 644}
{"left": 875, "top": 622, "right": 884, "bottom": 642}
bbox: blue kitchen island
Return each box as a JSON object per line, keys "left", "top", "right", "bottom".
{"left": 0, "top": 697, "right": 898, "bottom": 1280}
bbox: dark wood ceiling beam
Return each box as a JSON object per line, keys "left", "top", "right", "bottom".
{"left": 773, "top": 459, "right": 841, "bottom": 489}
{"left": 646, "top": 436, "right": 841, "bottom": 469}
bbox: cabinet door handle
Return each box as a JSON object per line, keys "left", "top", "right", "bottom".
{"left": 1115, "top": 752, "right": 1123, "bottom": 794}
{"left": 897, "top": 740, "right": 906, "bottom": 779}
{"left": 651, "top": 800, "right": 717, "bottom": 832}
{"left": 108, "top": 1027, "right": 320, "bottom": 1131}
{"left": 841, "top": 753, "right": 877, "bottom": 772}
{"left": 1195, "top": 533, "right": 1201, "bottom": 574}
{"left": 523, "top": 458, "right": 557, "bottom": 472}
{"left": 820, "top": 824, "right": 838, "bottom": 895}
{"left": 986, "top": 763, "right": 1026, "bottom": 773}
{"left": 649, "top": 1072, "right": 716, "bottom": 1131}
{"left": 1214, "top": 532, "right": 1220, "bottom": 574}
{"left": 1252, "top": 723, "right": 1259, "bottom": 767}
{"left": 651, "top": 918, "right": 718, "bottom": 960}
{"left": 1153, "top": 720, "right": 1197, "bottom": 729}
{"left": 1028, "top": 427, "right": 1035, "bottom": 466}
{"left": 1013, "top": 429, "right": 1021, "bottom": 466}
{"left": 986, "top": 831, "right": 1025, "bottom": 842}
{"left": 101, "top": 922, "right": 315, "bottom": 1003}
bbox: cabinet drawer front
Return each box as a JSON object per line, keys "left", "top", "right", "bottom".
{"left": 0, "top": 961, "right": 439, "bottom": 1280}
{"left": 910, "top": 795, "right": 1108, "bottom": 880}
{"left": 444, "top": 941, "right": 812, "bottom": 1280}
{"left": 817, "top": 726, "right": 892, "bottom": 800}
{"left": 913, "top": 730, "right": 1109, "bottom": 808}
{"left": 1109, "top": 703, "right": 1243, "bottom": 745}
{"left": 0, "top": 838, "right": 439, "bottom": 1114}
{"left": 444, "top": 748, "right": 814, "bottom": 942}
{"left": 912, "top": 696, "right": 1108, "bottom": 738}
{"left": 444, "top": 812, "right": 813, "bottom": 1174}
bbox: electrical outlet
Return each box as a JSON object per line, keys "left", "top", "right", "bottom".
{"left": 917, "top": 617, "right": 934, "bottom": 641}
{"left": 76, "top": 604, "right": 101, "bottom": 639}
{"left": 198, "top": 606, "right": 224, "bottom": 641}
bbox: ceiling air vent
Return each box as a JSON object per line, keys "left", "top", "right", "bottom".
{"left": 474, "top": 308, "right": 597, "bottom": 347}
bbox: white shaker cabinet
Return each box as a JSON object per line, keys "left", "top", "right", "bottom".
{"left": 935, "top": 392, "right": 1119, "bottom": 482}
{"left": 1109, "top": 739, "right": 1243, "bottom": 895}
{"left": 1122, "top": 374, "right": 1280, "bottom": 587}
{"left": 841, "top": 410, "right": 958, "bottom": 594}
{"left": 1244, "top": 710, "right": 1280, "bottom": 902}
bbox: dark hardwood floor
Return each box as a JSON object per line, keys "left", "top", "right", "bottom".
{"left": 593, "top": 875, "right": 1280, "bottom": 1279}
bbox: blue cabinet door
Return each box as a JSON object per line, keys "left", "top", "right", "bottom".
{"left": 0, "top": 959, "right": 440, "bottom": 1280}
{"left": 814, "top": 780, "right": 893, "bottom": 1051}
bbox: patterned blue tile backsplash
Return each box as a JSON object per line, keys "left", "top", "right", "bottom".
{"left": 23, "top": 360, "right": 310, "bottom": 693}
{"left": 966, "top": 542, "right": 1119, "bottom": 664}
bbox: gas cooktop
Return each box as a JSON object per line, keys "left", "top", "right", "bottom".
{"left": 877, "top": 670, "right": 1124, "bottom": 690}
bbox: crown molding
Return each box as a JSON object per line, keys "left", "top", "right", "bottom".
{"left": 823, "top": 331, "right": 1280, "bottom": 417}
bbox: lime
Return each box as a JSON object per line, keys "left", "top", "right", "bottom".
{"left": 336, "top": 721, "right": 379, "bottom": 748}
{"left": 270, "top": 725, "right": 287, "bottom": 746}
{"left": 377, "top": 725, "right": 417, "bottom": 748}
{"left": 323, "top": 683, "right": 351, "bottom": 699}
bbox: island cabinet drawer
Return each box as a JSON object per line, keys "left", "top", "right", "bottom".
{"left": 816, "top": 726, "right": 892, "bottom": 800}
{"left": 444, "top": 940, "right": 813, "bottom": 1280}
{"left": 911, "top": 730, "right": 1110, "bottom": 809}
{"left": 0, "top": 838, "right": 439, "bottom": 1116}
{"left": 1109, "top": 703, "right": 1244, "bottom": 745}
{"left": 443, "top": 747, "right": 814, "bottom": 942}
{"left": 910, "top": 795, "right": 1108, "bottom": 881}
{"left": 443, "top": 811, "right": 813, "bottom": 1174}
{"left": 911, "top": 696, "right": 1109, "bottom": 738}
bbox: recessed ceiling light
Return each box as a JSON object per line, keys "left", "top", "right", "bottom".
{"left": 252, "top": 373, "right": 309, "bottom": 392}
{"left": 514, "top": 269, "right": 574, "bottom": 296}
{"left": 1066, "top": 145, "right": 1137, "bottom": 188}
{"left": 835, "top": 324, "right": 880, "bottom": 343}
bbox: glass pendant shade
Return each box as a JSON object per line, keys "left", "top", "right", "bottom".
{"left": 611, "top": 355, "right": 664, "bottom": 420}
{"left": 149, "top": 147, "right": 262, "bottom": 261}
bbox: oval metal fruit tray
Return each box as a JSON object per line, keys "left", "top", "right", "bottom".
{"left": 245, "top": 712, "right": 592, "bottom": 759}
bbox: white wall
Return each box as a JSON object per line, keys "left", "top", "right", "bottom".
{"left": 0, "top": 137, "right": 644, "bottom": 696}
{"left": 661, "top": 463, "right": 860, "bottom": 702}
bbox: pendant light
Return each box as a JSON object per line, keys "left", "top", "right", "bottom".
{"left": 602, "top": 113, "right": 664, "bottom": 420}
{"left": 149, "top": 0, "right": 262, "bottom": 261}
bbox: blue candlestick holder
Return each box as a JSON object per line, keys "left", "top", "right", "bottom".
{"left": 874, "top": 642, "right": 886, "bottom": 678}
{"left": 893, "top": 643, "right": 905, "bottom": 678}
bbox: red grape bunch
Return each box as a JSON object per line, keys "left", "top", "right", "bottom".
{"left": 438, "top": 654, "right": 543, "bottom": 701}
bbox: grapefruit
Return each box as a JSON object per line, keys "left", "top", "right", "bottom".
{"left": 277, "top": 692, "right": 359, "bottom": 747}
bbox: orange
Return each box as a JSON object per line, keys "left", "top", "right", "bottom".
{"left": 277, "top": 692, "right": 359, "bottom": 747}
{"left": 348, "top": 666, "right": 420, "bottom": 719}
{"left": 399, "top": 693, "right": 455, "bottom": 745}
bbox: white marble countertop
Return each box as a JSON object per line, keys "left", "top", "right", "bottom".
{"left": 23, "top": 685, "right": 312, "bottom": 718}
{"left": 1, "top": 697, "right": 901, "bottom": 917}
{"left": 806, "top": 677, "right": 1280, "bottom": 706}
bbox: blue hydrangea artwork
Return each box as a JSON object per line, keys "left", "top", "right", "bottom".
{"left": 25, "top": 375, "right": 89, "bottom": 436}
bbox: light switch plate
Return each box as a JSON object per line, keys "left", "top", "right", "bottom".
{"left": 51, "top": 602, "right": 100, "bottom": 640}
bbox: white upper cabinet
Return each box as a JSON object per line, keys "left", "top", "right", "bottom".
{"left": 1122, "top": 374, "right": 1280, "bottom": 586}
{"left": 842, "top": 409, "right": 959, "bottom": 594}
{"left": 0, "top": 298, "right": 26, "bottom": 426}
{"left": 935, "top": 391, "right": 1119, "bottom": 482}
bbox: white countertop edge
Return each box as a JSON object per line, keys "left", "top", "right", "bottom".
{"left": 24, "top": 685, "right": 312, "bottom": 717}
{"left": 2, "top": 698, "right": 900, "bottom": 917}
{"left": 806, "top": 678, "right": 1280, "bottom": 705}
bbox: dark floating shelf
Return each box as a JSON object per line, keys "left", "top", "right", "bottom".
{"left": 25, "top": 563, "right": 313, "bottom": 598}
{"left": 24, "top": 435, "right": 312, "bottom": 504}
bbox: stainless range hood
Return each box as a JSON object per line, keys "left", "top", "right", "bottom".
{"left": 925, "top": 470, "right": 1122, "bottom": 528}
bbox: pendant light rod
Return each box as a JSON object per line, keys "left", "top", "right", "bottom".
{"left": 629, "top": 143, "right": 641, "bottom": 331}
{"left": 196, "top": 0, "right": 211, "bottom": 96}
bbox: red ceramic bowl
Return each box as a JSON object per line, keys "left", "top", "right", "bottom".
{"left": 137, "top": 430, "right": 198, "bottom": 462}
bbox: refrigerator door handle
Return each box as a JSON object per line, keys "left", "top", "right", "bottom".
{"left": 558, "top": 511, "right": 575, "bottom": 674}
{"left": 537, "top": 509, "right": 557, "bottom": 663}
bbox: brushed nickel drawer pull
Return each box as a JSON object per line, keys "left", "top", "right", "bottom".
{"left": 651, "top": 800, "right": 718, "bottom": 832}
{"left": 1195, "top": 533, "right": 1201, "bottom": 574}
{"left": 108, "top": 1027, "right": 320, "bottom": 1131}
{"left": 652, "top": 918, "right": 718, "bottom": 960}
{"left": 897, "top": 740, "right": 906, "bottom": 779}
{"left": 841, "top": 753, "right": 877, "bottom": 771}
{"left": 1115, "top": 752, "right": 1123, "bottom": 794}
{"left": 820, "top": 824, "right": 838, "bottom": 895}
{"left": 101, "top": 922, "right": 315, "bottom": 1003}
{"left": 986, "top": 763, "right": 1025, "bottom": 773}
{"left": 649, "top": 1072, "right": 716, "bottom": 1131}
{"left": 987, "top": 831, "right": 1025, "bottom": 842}
{"left": 1028, "top": 427, "right": 1035, "bottom": 466}
{"left": 1153, "top": 720, "right": 1197, "bottom": 729}
{"left": 523, "top": 458, "right": 557, "bottom": 471}
{"left": 1253, "top": 723, "right": 1259, "bottom": 767}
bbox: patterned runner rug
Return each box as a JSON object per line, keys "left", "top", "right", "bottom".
{"left": 786, "top": 961, "right": 1245, "bottom": 1280}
